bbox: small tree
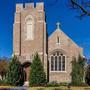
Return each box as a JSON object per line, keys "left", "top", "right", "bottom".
{"left": 0, "top": 59, "right": 9, "bottom": 80}
{"left": 71, "top": 55, "right": 85, "bottom": 85}
{"left": 29, "top": 53, "right": 47, "bottom": 86}
{"left": 6, "top": 55, "right": 25, "bottom": 86}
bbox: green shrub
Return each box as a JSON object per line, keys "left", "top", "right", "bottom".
{"left": 29, "top": 53, "right": 47, "bottom": 86}
{"left": 59, "top": 82, "right": 68, "bottom": 86}
{"left": 47, "top": 81, "right": 59, "bottom": 87}
{"left": 71, "top": 82, "right": 88, "bottom": 87}
{"left": 6, "top": 55, "right": 25, "bottom": 86}
{"left": 71, "top": 56, "right": 85, "bottom": 86}
{"left": 0, "top": 79, "right": 9, "bottom": 86}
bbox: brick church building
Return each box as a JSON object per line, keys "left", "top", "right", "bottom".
{"left": 13, "top": 2, "right": 83, "bottom": 85}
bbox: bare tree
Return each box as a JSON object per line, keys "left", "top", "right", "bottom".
{"left": 68, "top": 0, "right": 90, "bottom": 17}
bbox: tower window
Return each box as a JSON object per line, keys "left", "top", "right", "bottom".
{"left": 25, "top": 16, "right": 34, "bottom": 40}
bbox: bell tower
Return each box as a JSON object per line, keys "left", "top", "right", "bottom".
{"left": 13, "top": 2, "right": 48, "bottom": 86}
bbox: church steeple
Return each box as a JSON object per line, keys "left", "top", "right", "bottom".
{"left": 56, "top": 22, "right": 60, "bottom": 29}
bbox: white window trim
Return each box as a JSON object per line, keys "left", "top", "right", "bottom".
{"left": 50, "top": 55, "right": 66, "bottom": 73}
{"left": 56, "top": 42, "right": 60, "bottom": 45}
{"left": 56, "top": 37, "right": 60, "bottom": 45}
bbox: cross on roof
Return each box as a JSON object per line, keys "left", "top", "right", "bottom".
{"left": 56, "top": 22, "right": 60, "bottom": 29}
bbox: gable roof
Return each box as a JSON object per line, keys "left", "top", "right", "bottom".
{"left": 48, "top": 24, "right": 81, "bottom": 49}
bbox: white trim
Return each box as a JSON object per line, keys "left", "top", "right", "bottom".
{"left": 50, "top": 71, "right": 67, "bottom": 73}
{"left": 50, "top": 54, "right": 66, "bottom": 72}
{"left": 56, "top": 36, "right": 60, "bottom": 45}
{"left": 38, "top": 10, "right": 43, "bottom": 12}
{"left": 14, "top": 52, "right": 19, "bottom": 55}
{"left": 56, "top": 42, "right": 60, "bottom": 45}
{"left": 38, "top": 20, "right": 44, "bottom": 22}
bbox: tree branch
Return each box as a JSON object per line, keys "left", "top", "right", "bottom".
{"left": 70, "top": 0, "right": 90, "bottom": 16}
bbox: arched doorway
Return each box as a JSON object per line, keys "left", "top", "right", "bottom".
{"left": 22, "top": 62, "right": 31, "bottom": 86}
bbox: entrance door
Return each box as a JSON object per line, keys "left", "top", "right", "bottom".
{"left": 24, "top": 66, "right": 30, "bottom": 81}
{"left": 22, "top": 62, "right": 31, "bottom": 85}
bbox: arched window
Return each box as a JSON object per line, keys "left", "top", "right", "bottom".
{"left": 25, "top": 16, "right": 34, "bottom": 40}
{"left": 50, "top": 51, "right": 66, "bottom": 72}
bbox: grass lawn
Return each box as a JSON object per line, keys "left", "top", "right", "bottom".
{"left": 0, "top": 86, "right": 15, "bottom": 90}
{"left": 28, "top": 86, "right": 90, "bottom": 90}
{"left": 0, "top": 86, "right": 15, "bottom": 88}
{"left": 0, "top": 86, "right": 90, "bottom": 90}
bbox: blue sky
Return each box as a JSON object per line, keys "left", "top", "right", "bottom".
{"left": 0, "top": 0, "right": 90, "bottom": 59}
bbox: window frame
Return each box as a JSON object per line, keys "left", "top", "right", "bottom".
{"left": 56, "top": 36, "right": 60, "bottom": 45}
{"left": 50, "top": 52, "right": 66, "bottom": 73}
{"left": 25, "top": 15, "right": 34, "bottom": 41}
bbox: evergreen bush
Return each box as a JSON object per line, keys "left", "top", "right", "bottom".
{"left": 29, "top": 52, "right": 47, "bottom": 86}
{"left": 6, "top": 55, "right": 25, "bottom": 86}
{"left": 71, "top": 55, "right": 85, "bottom": 86}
